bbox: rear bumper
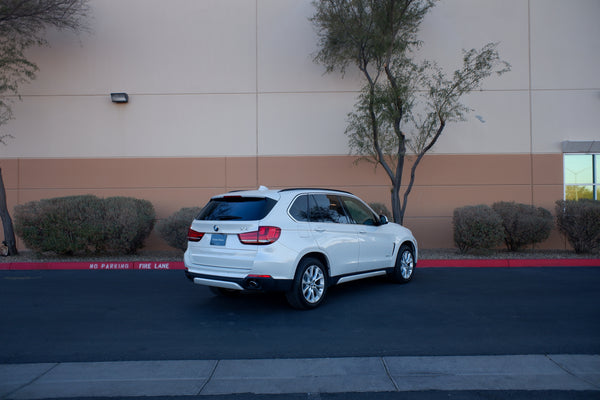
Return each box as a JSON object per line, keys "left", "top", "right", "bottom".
{"left": 185, "top": 270, "right": 293, "bottom": 292}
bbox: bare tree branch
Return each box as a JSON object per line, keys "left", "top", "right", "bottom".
{"left": 0, "top": 0, "right": 89, "bottom": 255}
{"left": 312, "top": 0, "right": 509, "bottom": 224}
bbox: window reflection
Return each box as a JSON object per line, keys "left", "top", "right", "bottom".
{"left": 564, "top": 154, "right": 598, "bottom": 200}
{"left": 564, "top": 154, "right": 593, "bottom": 184}
{"left": 289, "top": 193, "right": 381, "bottom": 225}
{"left": 289, "top": 195, "right": 309, "bottom": 222}
{"left": 341, "top": 197, "right": 378, "bottom": 226}
{"left": 566, "top": 185, "right": 594, "bottom": 201}
{"left": 309, "top": 194, "right": 350, "bottom": 224}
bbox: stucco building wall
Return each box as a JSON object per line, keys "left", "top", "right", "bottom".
{"left": 1, "top": 0, "right": 598, "bottom": 249}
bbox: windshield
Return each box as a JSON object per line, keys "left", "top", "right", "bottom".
{"left": 196, "top": 196, "right": 277, "bottom": 221}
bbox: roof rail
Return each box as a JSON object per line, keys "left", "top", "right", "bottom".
{"left": 227, "top": 185, "right": 269, "bottom": 193}
{"left": 277, "top": 188, "right": 354, "bottom": 195}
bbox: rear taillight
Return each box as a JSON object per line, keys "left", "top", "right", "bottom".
{"left": 238, "top": 226, "right": 281, "bottom": 245}
{"left": 187, "top": 228, "right": 205, "bottom": 242}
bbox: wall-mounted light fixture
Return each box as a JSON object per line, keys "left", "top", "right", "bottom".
{"left": 110, "top": 92, "right": 129, "bottom": 103}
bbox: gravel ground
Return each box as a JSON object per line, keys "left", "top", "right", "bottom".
{"left": 1, "top": 247, "right": 598, "bottom": 263}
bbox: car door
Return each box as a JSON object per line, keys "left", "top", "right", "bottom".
{"left": 340, "top": 196, "right": 396, "bottom": 271}
{"left": 308, "top": 194, "right": 360, "bottom": 277}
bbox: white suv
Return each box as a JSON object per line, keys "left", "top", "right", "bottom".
{"left": 184, "top": 187, "right": 417, "bottom": 309}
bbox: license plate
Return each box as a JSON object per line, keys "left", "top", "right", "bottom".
{"left": 210, "top": 234, "right": 227, "bottom": 246}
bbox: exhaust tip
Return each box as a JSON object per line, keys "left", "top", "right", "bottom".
{"left": 247, "top": 280, "right": 260, "bottom": 289}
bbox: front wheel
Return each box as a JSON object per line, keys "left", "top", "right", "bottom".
{"left": 286, "top": 257, "right": 328, "bottom": 310}
{"left": 390, "top": 244, "right": 415, "bottom": 284}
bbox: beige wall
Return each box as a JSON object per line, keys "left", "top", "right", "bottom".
{"left": 1, "top": 0, "right": 599, "bottom": 160}
{"left": 0, "top": 153, "right": 565, "bottom": 250}
{"left": 1, "top": 0, "right": 598, "bottom": 251}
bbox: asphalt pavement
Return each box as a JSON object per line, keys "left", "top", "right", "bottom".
{"left": 1, "top": 263, "right": 599, "bottom": 399}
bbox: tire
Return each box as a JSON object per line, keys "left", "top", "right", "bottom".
{"left": 209, "top": 286, "right": 240, "bottom": 297}
{"left": 286, "top": 257, "right": 328, "bottom": 310}
{"left": 390, "top": 244, "right": 415, "bottom": 284}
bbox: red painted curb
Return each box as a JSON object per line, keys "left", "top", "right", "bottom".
{"left": 1, "top": 259, "right": 598, "bottom": 271}
{"left": 0, "top": 261, "right": 186, "bottom": 271}
{"left": 419, "top": 259, "right": 509, "bottom": 268}
{"left": 419, "top": 259, "right": 600, "bottom": 268}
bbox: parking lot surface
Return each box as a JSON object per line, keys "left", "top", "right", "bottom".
{"left": 1, "top": 266, "right": 599, "bottom": 398}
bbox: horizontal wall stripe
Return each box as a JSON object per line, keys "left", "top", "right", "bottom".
{"left": 0, "top": 153, "right": 564, "bottom": 249}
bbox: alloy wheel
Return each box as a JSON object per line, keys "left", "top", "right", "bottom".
{"left": 400, "top": 249, "right": 414, "bottom": 280}
{"left": 301, "top": 265, "right": 325, "bottom": 304}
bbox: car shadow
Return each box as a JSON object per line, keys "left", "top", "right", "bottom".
{"left": 197, "top": 275, "right": 406, "bottom": 311}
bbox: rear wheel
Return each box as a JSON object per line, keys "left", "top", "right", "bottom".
{"left": 286, "top": 257, "right": 328, "bottom": 309}
{"left": 390, "top": 244, "right": 415, "bottom": 283}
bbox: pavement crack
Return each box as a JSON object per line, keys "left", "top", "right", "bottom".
{"left": 381, "top": 357, "right": 400, "bottom": 391}
{"left": 3, "top": 362, "right": 59, "bottom": 400}
{"left": 546, "top": 354, "right": 600, "bottom": 390}
{"left": 197, "top": 359, "right": 220, "bottom": 395}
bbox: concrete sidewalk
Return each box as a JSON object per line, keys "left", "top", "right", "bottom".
{"left": 1, "top": 354, "right": 599, "bottom": 399}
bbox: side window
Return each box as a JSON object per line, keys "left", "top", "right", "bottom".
{"left": 341, "top": 196, "right": 378, "bottom": 226}
{"left": 289, "top": 195, "right": 309, "bottom": 222}
{"left": 309, "top": 194, "right": 350, "bottom": 223}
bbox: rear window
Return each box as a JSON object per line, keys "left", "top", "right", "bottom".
{"left": 196, "top": 196, "right": 277, "bottom": 221}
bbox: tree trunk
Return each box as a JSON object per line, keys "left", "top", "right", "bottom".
{"left": 391, "top": 181, "right": 402, "bottom": 225}
{"left": 397, "top": 121, "right": 446, "bottom": 226}
{"left": 0, "top": 168, "right": 18, "bottom": 256}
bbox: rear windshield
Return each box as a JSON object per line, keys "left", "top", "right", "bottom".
{"left": 196, "top": 196, "right": 277, "bottom": 221}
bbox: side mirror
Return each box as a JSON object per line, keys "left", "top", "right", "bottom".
{"left": 379, "top": 215, "right": 389, "bottom": 225}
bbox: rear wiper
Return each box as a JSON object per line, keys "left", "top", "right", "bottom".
{"left": 218, "top": 216, "right": 242, "bottom": 220}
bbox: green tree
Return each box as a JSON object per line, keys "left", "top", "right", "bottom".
{"left": 0, "top": 0, "right": 89, "bottom": 255}
{"left": 565, "top": 185, "right": 594, "bottom": 201}
{"left": 311, "top": 0, "right": 509, "bottom": 224}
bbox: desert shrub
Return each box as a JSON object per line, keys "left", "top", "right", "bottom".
{"left": 555, "top": 199, "right": 600, "bottom": 254}
{"left": 453, "top": 205, "right": 504, "bottom": 254}
{"left": 101, "top": 197, "right": 156, "bottom": 254}
{"left": 15, "top": 195, "right": 105, "bottom": 255}
{"left": 14, "top": 195, "right": 155, "bottom": 255}
{"left": 369, "top": 202, "right": 391, "bottom": 218}
{"left": 156, "top": 207, "right": 202, "bottom": 251}
{"left": 492, "top": 201, "right": 553, "bottom": 251}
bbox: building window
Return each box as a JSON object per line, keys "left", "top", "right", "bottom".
{"left": 564, "top": 154, "right": 598, "bottom": 200}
